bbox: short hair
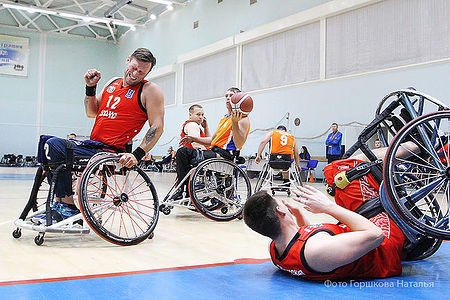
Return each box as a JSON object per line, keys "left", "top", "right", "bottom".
{"left": 227, "top": 87, "right": 241, "bottom": 94}
{"left": 331, "top": 122, "right": 338, "bottom": 126}
{"left": 189, "top": 104, "right": 203, "bottom": 112}
{"left": 243, "top": 191, "right": 281, "bottom": 240}
{"left": 277, "top": 125, "right": 287, "bottom": 131}
{"left": 131, "top": 48, "right": 156, "bottom": 71}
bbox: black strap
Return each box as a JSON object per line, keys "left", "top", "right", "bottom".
{"left": 65, "top": 140, "right": 74, "bottom": 170}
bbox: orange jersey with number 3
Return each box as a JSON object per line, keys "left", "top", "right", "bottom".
{"left": 90, "top": 78, "right": 148, "bottom": 150}
{"left": 270, "top": 130, "right": 295, "bottom": 159}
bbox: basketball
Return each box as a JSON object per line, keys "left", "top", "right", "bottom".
{"left": 227, "top": 92, "right": 253, "bottom": 115}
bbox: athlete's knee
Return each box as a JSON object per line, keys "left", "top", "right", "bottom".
{"left": 45, "top": 137, "right": 67, "bottom": 163}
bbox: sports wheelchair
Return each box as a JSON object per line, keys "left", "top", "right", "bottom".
{"left": 12, "top": 140, "right": 159, "bottom": 246}
{"left": 330, "top": 88, "right": 449, "bottom": 260}
{"left": 160, "top": 149, "right": 251, "bottom": 221}
{"left": 254, "top": 153, "right": 303, "bottom": 196}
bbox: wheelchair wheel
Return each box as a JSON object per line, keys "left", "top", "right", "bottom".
{"left": 189, "top": 158, "right": 251, "bottom": 221}
{"left": 254, "top": 163, "right": 270, "bottom": 193}
{"left": 384, "top": 110, "right": 450, "bottom": 239}
{"left": 78, "top": 156, "right": 159, "bottom": 245}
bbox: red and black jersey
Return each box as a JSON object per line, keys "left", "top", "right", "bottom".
{"left": 324, "top": 158, "right": 380, "bottom": 211}
{"left": 180, "top": 120, "right": 210, "bottom": 150}
{"left": 270, "top": 213, "right": 406, "bottom": 280}
{"left": 90, "top": 78, "right": 148, "bottom": 150}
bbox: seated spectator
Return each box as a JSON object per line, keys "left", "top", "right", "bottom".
{"left": 68, "top": 133, "right": 77, "bottom": 140}
{"left": 154, "top": 146, "right": 175, "bottom": 172}
{"left": 299, "top": 146, "right": 311, "bottom": 160}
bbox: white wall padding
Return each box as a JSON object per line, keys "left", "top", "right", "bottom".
{"left": 241, "top": 21, "right": 320, "bottom": 92}
{"left": 326, "top": 0, "right": 450, "bottom": 78}
{"left": 152, "top": 72, "right": 176, "bottom": 106}
{"left": 183, "top": 48, "right": 237, "bottom": 104}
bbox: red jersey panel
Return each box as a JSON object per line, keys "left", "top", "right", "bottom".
{"left": 270, "top": 130, "right": 295, "bottom": 159}
{"left": 270, "top": 213, "right": 406, "bottom": 280}
{"left": 90, "top": 78, "right": 148, "bottom": 150}
{"left": 324, "top": 158, "right": 380, "bottom": 211}
{"left": 180, "top": 120, "right": 210, "bottom": 150}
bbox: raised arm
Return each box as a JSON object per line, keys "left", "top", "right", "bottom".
{"left": 84, "top": 69, "right": 102, "bottom": 118}
{"left": 292, "top": 186, "right": 385, "bottom": 273}
{"left": 231, "top": 111, "right": 250, "bottom": 149}
{"left": 256, "top": 132, "right": 272, "bottom": 163}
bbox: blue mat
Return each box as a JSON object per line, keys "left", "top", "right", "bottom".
{"left": 1, "top": 242, "right": 448, "bottom": 299}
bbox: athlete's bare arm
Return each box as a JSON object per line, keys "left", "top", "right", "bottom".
{"left": 256, "top": 132, "right": 272, "bottom": 163}
{"left": 184, "top": 122, "right": 205, "bottom": 149}
{"left": 201, "top": 116, "right": 211, "bottom": 137}
{"left": 180, "top": 132, "right": 214, "bottom": 147}
{"left": 292, "top": 186, "right": 385, "bottom": 273}
{"left": 84, "top": 70, "right": 119, "bottom": 118}
{"left": 119, "top": 82, "right": 164, "bottom": 167}
{"left": 231, "top": 111, "right": 250, "bottom": 149}
{"left": 282, "top": 198, "right": 310, "bottom": 226}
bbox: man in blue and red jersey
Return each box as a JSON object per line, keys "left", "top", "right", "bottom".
{"left": 34, "top": 48, "right": 164, "bottom": 224}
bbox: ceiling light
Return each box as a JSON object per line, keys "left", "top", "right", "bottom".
{"left": 150, "top": 14, "right": 157, "bottom": 20}
{"left": 166, "top": 4, "right": 173, "bottom": 10}
{"left": 147, "top": 0, "right": 172, "bottom": 5}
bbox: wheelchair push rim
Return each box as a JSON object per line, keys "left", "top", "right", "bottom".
{"left": 78, "top": 155, "right": 159, "bottom": 245}
{"left": 383, "top": 110, "right": 450, "bottom": 239}
{"left": 188, "top": 158, "right": 251, "bottom": 221}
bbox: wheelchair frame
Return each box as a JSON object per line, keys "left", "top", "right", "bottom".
{"left": 254, "top": 157, "right": 303, "bottom": 196}
{"left": 13, "top": 152, "right": 159, "bottom": 246}
{"left": 336, "top": 88, "right": 449, "bottom": 259}
{"left": 160, "top": 155, "right": 251, "bottom": 221}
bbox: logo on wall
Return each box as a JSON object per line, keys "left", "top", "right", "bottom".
{"left": 107, "top": 86, "right": 116, "bottom": 93}
{"left": 125, "top": 89, "right": 135, "bottom": 99}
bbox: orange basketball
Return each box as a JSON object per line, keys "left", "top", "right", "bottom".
{"left": 227, "top": 92, "right": 253, "bottom": 115}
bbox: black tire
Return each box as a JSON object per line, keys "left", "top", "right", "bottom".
{"left": 12, "top": 228, "right": 21, "bottom": 239}
{"left": 189, "top": 158, "right": 251, "bottom": 221}
{"left": 34, "top": 234, "right": 44, "bottom": 246}
{"left": 383, "top": 111, "right": 450, "bottom": 239}
{"left": 78, "top": 156, "right": 159, "bottom": 246}
{"left": 405, "top": 237, "right": 442, "bottom": 261}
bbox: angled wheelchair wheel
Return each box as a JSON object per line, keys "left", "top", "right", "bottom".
{"left": 189, "top": 158, "right": 251, "bottom": 221}
{"left": 383, "top": 110, "right": 450, "bottom": 239}
{"left": 78, "top": 156, "right": 159, "bottom": 245}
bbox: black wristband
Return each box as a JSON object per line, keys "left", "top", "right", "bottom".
{"left": 132, "top": 147, "right": 146, "bottom": 162}
{"left": 86, "top": 85, "right": 97, "bottom": 96}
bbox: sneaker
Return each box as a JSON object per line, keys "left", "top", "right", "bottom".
{"left": 54, "top": 202, "right": 80, "bottom": 219}
{"left": 31, "top": 202, "right": 62, "bottom": 225}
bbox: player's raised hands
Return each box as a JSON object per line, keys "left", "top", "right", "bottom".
{"left": 292, "top": 185, "right": 334, "bottom": 214}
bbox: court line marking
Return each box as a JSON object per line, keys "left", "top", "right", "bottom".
{"left": 0, "top": 258, "right": 270, "bottom": 287}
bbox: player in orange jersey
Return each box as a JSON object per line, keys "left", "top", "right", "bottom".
{"left": 172, "top": 87, "right": 251, "bottom": 200}
{"left": 255, "top": 125, "right": 301, "bottom": 184}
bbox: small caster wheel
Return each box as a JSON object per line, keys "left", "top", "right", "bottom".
{"left": 272, "top": 190, "right": 275, "bottom": 196}
{"left": 35, "top": 234, "right": 44, "bottom": 246}
{"left": 12, "top": 228, "right": 21, "bottom": 239}
{"left": 148, "top": 232, "right": 155, "bottom": 239}
{"left": 159, "top": 204, "right": 166, "bottom": 212}
{"left": 287, "top": 191, "right": 291, "bottom": 196}
{"left": 162, "top": 207, "right": 171, "bottom": 215}
{"left": 237, "top": 214, "right": 243, "bottom": 220}
{"left": 221, "top": 207, "right": 228, "bottom": 214}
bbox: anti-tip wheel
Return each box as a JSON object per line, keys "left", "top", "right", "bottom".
{"left": 12, "top": 228, "right": 21, "bottom": 239}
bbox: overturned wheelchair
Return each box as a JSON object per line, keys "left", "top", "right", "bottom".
{"left": 12, "top": 144, "right": 159, "bottom": 246}
{"left": 329, "top": 88, "right": 449, "bottom": 260}
{"left": 160, "top": 149, "right": 251, "bottom": 221}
